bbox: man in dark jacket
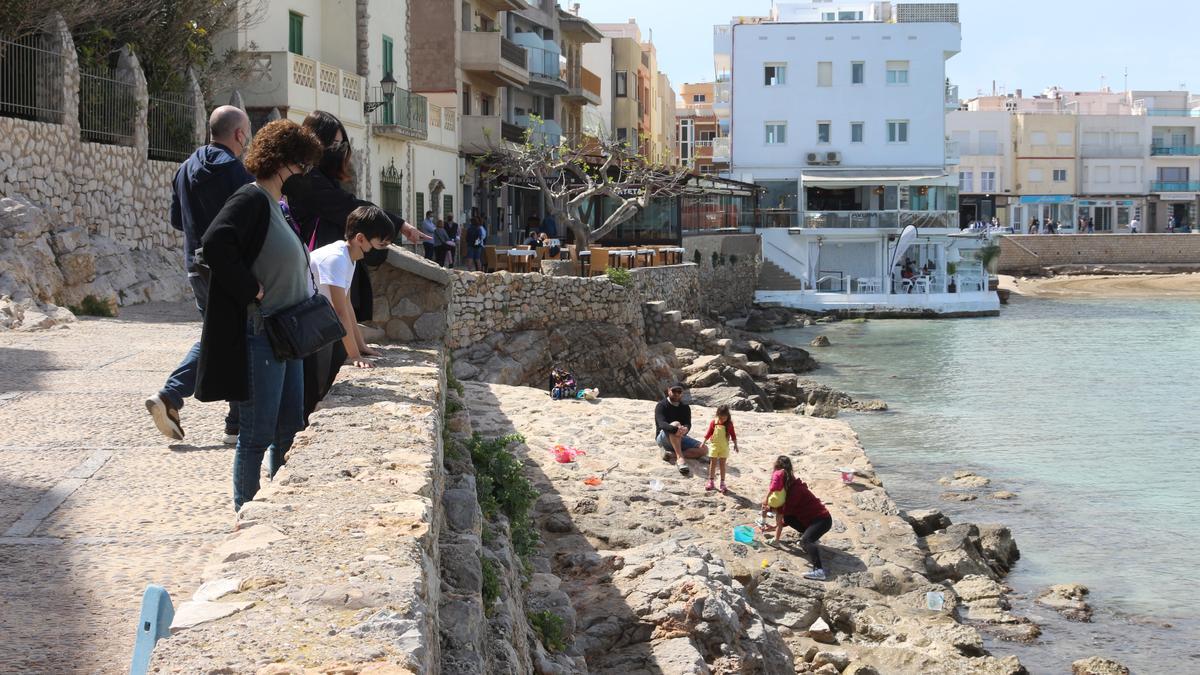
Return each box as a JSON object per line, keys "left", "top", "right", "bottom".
{"left": 654, "top": 383, "right": 708, "bottom": 475}
{"left": 145, "top": 106, "right": 253, "bottom": 443}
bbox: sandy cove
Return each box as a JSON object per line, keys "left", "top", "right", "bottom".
{"left": 1001, "top": 272, "right": 1200, "bottom": 298}
{"left": 465, "top": 381, "right": 1025, "bottom": 674}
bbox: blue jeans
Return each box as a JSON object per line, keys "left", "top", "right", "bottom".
{"left": 233, "top": 319, "right": 304, "bottom": 511}
{"left": 656, "top": 429, "right": 701, "bottom": 454}
{"left": 159, "top": 275, "right": 239, "bottom": 433}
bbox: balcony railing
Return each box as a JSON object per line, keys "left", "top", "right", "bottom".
{"left": 460, "top": 32, "right": 529, "bottom": 87}
{"left": 945, "top": 83, "right": 959, "bottom": 110}
{"left": 1151, "top": 181, "right": 1200, "bottom": 192}
{"left": 239, "top": 51, "right": 364, "bottom": 125}
{"left": 1080, "top": 144, "right": 1144, "bottom": 158}
{"left": 945, "top": 139, "right": 960, "bottom": 165}
{"left": 1138, "top": 108, "right": 1200, "bottom": 117}
{"left": 711, "top": 137, "right": 730, "bottom": 162}
{"left": 369, "top": 86, "right": 428, "bottom": 139}
{"left": 1150, "top": 145, "right": 1200, "bottom": 156}
{"left": 789, "top": 210, "right": 958, "bottom": 229}
{"left": 500, "top": 36, "right": 527, "bottom": 68}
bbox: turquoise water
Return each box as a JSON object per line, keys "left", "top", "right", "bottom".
{"left": 774, "top": 295, "right": 1200, "bottom": 673}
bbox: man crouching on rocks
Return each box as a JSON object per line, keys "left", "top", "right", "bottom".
{"left": 655, "top": 383, "right": 708, "bottom": 475}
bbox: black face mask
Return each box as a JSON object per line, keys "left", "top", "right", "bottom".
{"left": 282, "top": 169, "right": 308, "bottom": 193}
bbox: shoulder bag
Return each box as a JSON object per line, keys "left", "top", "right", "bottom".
{"left": 263, "top": 236, "right": 347, "bottom": 361}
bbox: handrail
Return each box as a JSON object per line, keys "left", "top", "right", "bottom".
{"left": 763, "top": 238, "right": 807, "bottom": 269}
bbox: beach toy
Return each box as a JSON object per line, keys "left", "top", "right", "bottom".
{"left": 926, "top": 591, "right": 945, "bottom": 611}
{"left": 761, "top": 559, "right": 770, "bottom": 569}
{"left": 733, "top": 525, "right": 756, "bottom": 545}
{"left": 834, "top": 467, "right": 856, "bottom": 484}
{"left": 582, "top": 476, "right": 602, "bottom": 486}
{"left": 553, "top": 445, "right": 586, "bottom": 463}
{"left": 648, "top": 479, "right": 664, "bottom": 492}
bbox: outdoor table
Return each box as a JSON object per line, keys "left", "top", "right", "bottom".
{"left": 634, "top": 249, "right": 656, "bottom": 267}
{"left": 506, "top": 249, "right": 536, "bottom": 273}
{"left": 660, "top": 246, "right": 685, "bottom": 265}
{"left": 608, "top": 249, "right": 635, "bottom": 269}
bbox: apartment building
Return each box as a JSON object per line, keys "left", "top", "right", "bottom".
{"left": 946, "top": 110, "right": 1011, "bottom": 225}
{"left": 722, "top": 1, "right": 996, "bottom": 316}
{"left": 589, "top": 20, "right": 675, "bottom": 163}
{"left": 1011, "top": 113, "right": 1077, "bottom": 229}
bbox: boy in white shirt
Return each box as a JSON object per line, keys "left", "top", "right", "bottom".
{"left": 311, "top": 205, "right": 395, "bottom": 370}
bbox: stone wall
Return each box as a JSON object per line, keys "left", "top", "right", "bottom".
{"left": 627, "top": 263, "right": 701, "bottom": 320}
{"left": 369, "top": 247, "right": 455, "bottom": 342}
{"left": 151, "top": 345, "right": 449, "bottom": 673}
{"left": 683, "top": 233, "right": 761, "bottom": 316}
{"left": 999, "top": 233, "right": 1200, "bottom": 274}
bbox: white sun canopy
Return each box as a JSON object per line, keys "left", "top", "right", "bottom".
{"left": 801, "top": 169, "right": 949, "bottom": 189}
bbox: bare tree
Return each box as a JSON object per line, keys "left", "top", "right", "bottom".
{"left": 478, "top": 122, "right": 699, "bottom": 248}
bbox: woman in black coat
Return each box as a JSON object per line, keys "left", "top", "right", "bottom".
{"left": 196, "top": 120, "right": 324, "bottom": 511}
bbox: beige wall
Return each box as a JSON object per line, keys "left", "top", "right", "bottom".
{"left": 1014, "top": 113, "right": 1077, "bottom": 195}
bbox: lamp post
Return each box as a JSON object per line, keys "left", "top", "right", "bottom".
{"left": 364, "top": 72, "right": 397, "bottom": 114}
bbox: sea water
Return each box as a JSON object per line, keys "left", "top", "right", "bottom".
{"left": 774, "top": 295, "right": 1200, "bottom": 673}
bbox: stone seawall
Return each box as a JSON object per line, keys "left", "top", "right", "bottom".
{"left": 999, "top": 233, "right": 1200, "bottom": 275}
{"left": 150, "top": 345, "right": 449, "bottom": 673}
{"left": 684, "top": 233, "right": 762, "bottom": 316}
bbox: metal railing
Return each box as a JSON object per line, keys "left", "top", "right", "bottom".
{"left": 0, "top": 35, "right": 66, "bottom": 123}
{"left": 744, "top": 210, "right": 961, "bottom": 229}
{"left": 523, "top": 44, "right": 565, "bottom": 83}
{"left": 1140, "top": 108, "right": 1200, "bottom": 117}
{"left": 79, "top": 66, "right": 136, "bottom": 146}
{"left": 1151, "top": 181, "right": 1200, "bottom": 192}
{"left": 1150, "top": 145, "right": 1200, "bottom": 156}
{"left": 147, "top": 91, "right": 197, "bottom": 162}
{"left": 500, "top": 36, "right": 527, "bottom": 68}
{"left": 369, "top": 86, "right": 428, "bottom": 138}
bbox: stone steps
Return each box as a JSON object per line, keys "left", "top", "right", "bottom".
{"left": 698, "top": 328, "right": 719, "bottom": 341}
{"left": 661, "top": 310, "right": 683, "bottom": 324}
{"left": 679, "top": 319, "right": 703, "bottom": 332}
{"left": 758, "top": 259, "right": 805, "bottom": 291}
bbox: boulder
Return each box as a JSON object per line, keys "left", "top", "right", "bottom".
{"left": 750, "top": 571, "right": 824, "bottom": 629}
{"left": 901, "top": 508, "right": 952, "bottom": 537}
{"left": 977, "top": 524, "right": 1020, "bottom": 576}
{"left": 685, "top": 368, "right": 724, "bottom": 389}
{"left": 990, "top": 490, "right": 1018, "bottom": 500}
{"left": 803, "top": 401, "right": 839, "bottom": 419}
{"left": 810, "top": 335, "right": 831, "bottom": 347}
{"left": 1036, "top": 583, "right": 1092, "bottom": 622}
{"left": 923, "top": 524, "right": 995, "bottom": 582}
{"left": 805, "top": 617, "right": 835, "bottom": 644}
{"left": 940, "top": 492, "right": 978, "bottom": 502}
{"left": 938, "top": 471, "right": 991, "bottom": 488}
{"left": 767, "top": 345, "right": 817, "bottom": 374}
{"left": 1072, "top": 656, "right": 1130, "bottom": 675}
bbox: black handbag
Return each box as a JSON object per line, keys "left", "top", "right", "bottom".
{"left": 263, "top": 292, "right": 346, "bottom": 361}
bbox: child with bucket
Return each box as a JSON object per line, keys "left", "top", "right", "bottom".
{"left": 702, "top": 405, "right": 738, "bottom": 493}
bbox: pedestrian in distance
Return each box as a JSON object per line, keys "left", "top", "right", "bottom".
{"left": 145, "top": 105, "right": 253, "bottom": 445}
{"left": 703, "top": 404, "right": 739, "bottom": 493}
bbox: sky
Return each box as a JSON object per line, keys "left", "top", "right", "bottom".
{"left": 573, "top": 0, "right": 1200, "bottom": 99}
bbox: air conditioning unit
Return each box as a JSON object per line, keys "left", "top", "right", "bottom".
{"left": 806, "top": 152, "right": 823, "bottom": 165}
{"left": 825, "top": 151, "right": 841, "bottom": 165}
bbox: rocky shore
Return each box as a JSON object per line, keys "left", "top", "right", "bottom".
{"left": 464, "top": 381, "right": 1032, "bottom": 673}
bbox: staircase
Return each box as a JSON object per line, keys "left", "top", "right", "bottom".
{"left": 757, "top": 259, "right": 805, "bottom": 291}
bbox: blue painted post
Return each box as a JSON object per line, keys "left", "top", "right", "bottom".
{"left": 129, "top": 585, "right": 173, "bottom": 675}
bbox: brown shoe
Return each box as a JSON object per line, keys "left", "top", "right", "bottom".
{"left": 145, "top": 394, "right": 184, "bottom": 440}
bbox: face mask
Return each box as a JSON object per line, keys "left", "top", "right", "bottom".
{"left": 282, "top": 167, "right": 308, "bottom": 192}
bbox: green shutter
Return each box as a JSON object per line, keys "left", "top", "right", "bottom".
{"left": 443, "top": 195, "right": 453, "bottom": 218}
{"left": 415, "top": 192, "right": 425, "bottom": 223}
{"left": 382, "top": 36, "right": 395, "bottom": 124}
{"left": 289, "top": 12, "right": 303, "bottom": 55}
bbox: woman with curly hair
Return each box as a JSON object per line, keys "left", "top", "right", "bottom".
{"left": 195, "top": 119, "right": 324, "bottom": 511}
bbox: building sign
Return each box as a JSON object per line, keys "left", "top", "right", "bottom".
{"left": 1018, "top": 195, "right": 1074, "bottom": 204}
{"left": 1158, "top": 192, "right": 1195, "bottom": 201}
{"left": 1077, "top": 199, "right": 1136, "bottom": 207}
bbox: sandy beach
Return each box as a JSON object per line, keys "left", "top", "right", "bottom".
{"left": 1000, "top": 272, "right": 1200, "bottom": 298}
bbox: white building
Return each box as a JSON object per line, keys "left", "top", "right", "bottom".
{"left": 722, "top": 1, "right": 996, "bottom": 316}
{"left": 946, "top": 110, "right": 1013, "bottom": 226}
{"left": 1077, "top": 115, "right": 1144, "bottom": 231}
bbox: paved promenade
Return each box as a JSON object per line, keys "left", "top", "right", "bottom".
{"left": 0, "top": 303, "right": 234, "bottom": 674}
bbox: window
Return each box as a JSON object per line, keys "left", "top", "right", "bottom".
{"left": 886, "top": 60, "right": 908, "bottom": 85}
{"left": 817, "top": 121, "right": 831, "bottom": 143}
{"left": 415, "top": 192, "right": 425, "bottom": 223}
{"left": 1119, "top": 166, "right": 1136, "bottom": 183}
{"left": 822, "top": 11, "right": 835, "bottom": 21}
{"left": 481, "top": 93, "right": 493, "bottom": 116}
{"left": 978, "top": 130, "right": 999, "bottom": 154}
{"left": 958, "top": 171, "right": 973, "bottom": 192}
{"left": 699, "top": 130, "right": 715, "bottom": 142}
{"left": 765, "top": 122, "right": 787, "bottom": 144}
{"left": 851, "top": 61, "right": 864, "bottom": 84}
{"left": 1031, "top": 131, "right": 1048, "bottom": 145}
{"left": 887, "top": 120, "right": 908, "bottom": 143}
{"left": 444, "top": 194, "right": 454, "bottom": 218}
{"left": 981, "top": 170, "right": 996, "bottom": 192}
{"left": 288, "top": 11, "right": 304, "bottom": 55}
{"left": 764, "top": 63, "right": 786, "bottom": 86}
{"left": 1056, "top": 131, "right": 1073, "bottom": 146}
{"left": 615, "top": 71, "right": 628, "bottom": 97}
{"left": 1053, "top": 169, "right": 1067, "bottom": 182}
{"left": 1158, "top": 167, "right": 1188, "bottom": 181}
{"left": 692, "top": 94, "right": 706, "bottom": 102}
{"left": 816, "top": 61, "right": 832, "bottom": 87}
{"left": 850, "top": 122, "right": 863, "bottom": 143}
{"left": 1093, "top": 166, "right": 1110, "bottom": 183}
{"left": 1028, "top": 168, "right": 1044, "bottom": 182}
{"left": 839, "top": 10, "right": 864, "bottom": 20}
{"left": 1173, "top": 132, "right": 1188, "bottom": 147}
{"left": 381, "top": 36, "right": 395, "bottom": 124}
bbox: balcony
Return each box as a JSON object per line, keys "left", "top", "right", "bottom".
{"left": 461, "top": 31, "right": 529, "bottom": 88}
{"left": 1080, "top": 144, "right": 1144, "bottom": 158}
{"left": 518, "top": 40, "right": 568, "bottom": 95}
{"left": 713, "top": 80, "right": 731, "bottom": 118}
{"left": 800, "top": 210, "right": 957, "bottom": 229}
{"left": 1151, "top": 181, "right": 1200, "bottom": 192}
{"left": 563, "top": 65, "right": 601, "bottom": 106}
{"left": 1151, "top": 145, "right": 1200, "bottom": 156}
{"left": 460, "top": 115, "right": 525, "bottom": 153}
{"left": 945, "top": 83, "right": 959, "bottom": 111}
{"left": 238, "top": 51, "right": 364, "bottom": 125}
{"left": 514, "top": 115, "right": 562, "bottom": 146}
{"left": 711, "top": 137, "right": 730, "bottom": 163}
{"left": 368, "top": 87, "right": 427, "bottom": 140}
{"left": 474, "top": 0, "right": 525, "bottom": 11}
{"left": 945, "top": 139, "right": 960, "bottom": 166}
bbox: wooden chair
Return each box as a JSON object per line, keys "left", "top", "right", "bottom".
{"left": 495, "top": 249, "right": 510, "bottom": 273}
{"left": 588, "top": 246, "right": 609, "bottom": 276}
{"left": 484, "top": 246, "right": 498, "bottom": 273}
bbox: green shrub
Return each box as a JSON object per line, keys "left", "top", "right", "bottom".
{"left": 468, "top": 433, "right": 540, "bottom": 563}
{"left": 481, "top": 556, "right": 501, "bottom": 613}
{"left": 67, "top": 294, "right": 116, "bottom": 317}
{"left": 529, "top": 610, "right": 568, "bottom": 653}
{"left": 605, "top": 267, "right": 632, "bottom": 287}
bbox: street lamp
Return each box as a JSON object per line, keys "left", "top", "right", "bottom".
{"left": 364, "top": 72, "right": 397, "bottom": 113}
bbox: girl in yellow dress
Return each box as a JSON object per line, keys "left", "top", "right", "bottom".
{"left": 702, "top": 405, "right": 739, "bottom": 493}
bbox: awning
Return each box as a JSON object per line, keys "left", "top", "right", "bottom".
{"left": 801, "top": 169, "right": 950, "bottom": 188}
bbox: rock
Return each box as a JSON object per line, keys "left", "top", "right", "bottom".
{"left": 804, "top": 401, "right": 839, "bottom": 418}
{"left": 744, "top": 308, "right": 777, "bottom": 332}
{"left": 902, "top": 508, "right": 952, "bottom": 537}
{"left": 685, "top": 368, "right": 723, "bottom": 389}
{"left": 170, "top": 600, "right": 254, "bottom": 631}
{"left": 743, "top": 360, "right": 769, "bottom": 377}
{"left": 843, "top": 664, "right": 880, "bottom": 675}
{"left": 938, "top": 471, "right": 991, "bottom": 488}
{"left": 812, "top": 665, "right": 839, "bottom": 675}
{"left": 1072, "top": 656, "right": 1130, "bottom": 675}
{"left": 851, "top": 399, "right": 888, "bottom": 411}
{"left": 1036, "top": 583, "right": 1092, "bottom": 622}
{"left": 767, "top": 345, "right": 816, "bottom": 374}
{"left": 940, "top": 492, "right": 977, "bottom": 502}
{"left": 924, "top": 524, "right": 995, "bottom": 582}
{"left": 649, "top": 637, "right": 709, "bottom": 674}
{"left": 211, "top": 524, "right": 289, "bottom": 563}
{"left": 977, "top": 524, "right": 1020, "bottom": 576}
{"left": 193, "top": 577, "right": 242, "bottom": 602}
{"left": 812, "top": 650, "right": 851, "bottom": 671}
{"left": 810, "top": 335, "right": 831, "bottom": 347}
{"left": 751, "top": 571, "right": 823, "bottom": 629}
{"left": 805, "top": 617, "right": 835, "bottom": 644}
{"left": 990, "top": 490, "right": 1018, "bottom": 500}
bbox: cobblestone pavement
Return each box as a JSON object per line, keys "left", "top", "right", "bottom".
{"left": 0, "top": 303, "right": 237, "bottom": 674}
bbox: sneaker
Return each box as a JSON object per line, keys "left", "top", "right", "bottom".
{"left": 223, "top": 433, "right": 238, "bottom": 446}
{"left": 677, "top": 461, "right": 690, "bottom": 476}
{"left": 803, "top": 568, "right": 827, "bottom": 581}
{"left": 705, "top": 480, "right": 715, "bottom": 491}
{"left": 719, "top": 482, "right": 728, "bottom": 494}
{"left": 662, "top": 450, "right": 675, "bottom": 463}
{"left": 145, "top": 394, "right": 184, "bottom": 440}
